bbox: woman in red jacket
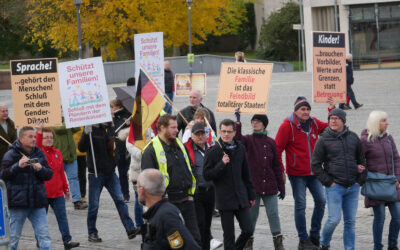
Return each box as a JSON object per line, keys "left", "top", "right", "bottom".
{"left": 36, "top": 123, "right": 79, "bottom": 249}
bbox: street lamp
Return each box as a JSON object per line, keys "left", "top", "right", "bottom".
{"left": 186, "top": 0, "right": 193, "bottom": 76}
{"left": 74, "top": 0, "right": 83, "bottom": 59}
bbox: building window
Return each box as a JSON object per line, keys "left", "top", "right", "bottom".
{"left": 350, "top": 3, "right": 400, "bottom": 69}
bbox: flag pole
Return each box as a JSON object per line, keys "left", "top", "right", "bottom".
{"left": 0, "top": 135, "right": 26, "bottom": 157}
{"left": 139, "top": 66, "right": 192, "bottom": 129}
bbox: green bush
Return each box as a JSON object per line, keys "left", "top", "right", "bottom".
{"left": 257, "top": 1, "right": 300, "bottom": 61}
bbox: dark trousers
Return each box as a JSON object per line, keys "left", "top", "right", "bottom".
{"left": 77, "top": 155, "right": 87, "bottom": 198}
{"left": 172, "top": 200, "right": 202, "bottom": 246}
{"left": 340, "top": 84, "right": 360, "bottom": 108}
{"left": 117, "top": 155, "right": 130, "bottom": 198}
{"left": 46, "top": 196, "right": 71, "bottom": 242}
{"left": 194, "top": 187, "right": 215, "bottom": 250}
{"left": 220, "top": 207, "right": 254, "bottom": 250}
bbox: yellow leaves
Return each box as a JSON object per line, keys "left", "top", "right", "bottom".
{"left": 26, "top": 0, "right": 247, "bottom": 59}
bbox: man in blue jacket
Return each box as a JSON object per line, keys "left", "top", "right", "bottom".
{"left": 1, "top": 126, "right": 53, "bottom": 250}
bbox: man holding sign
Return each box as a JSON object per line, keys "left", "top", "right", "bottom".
{"left": 275, "top": 97, "right": 335, "bottom": 249}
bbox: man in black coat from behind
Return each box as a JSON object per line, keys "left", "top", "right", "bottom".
{"left": 203, "top": 119, "right": 255, "bottom": 250}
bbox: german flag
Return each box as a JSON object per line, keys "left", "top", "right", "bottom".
{"left": 128, "top": 68, "right": 165, "bottom": 149}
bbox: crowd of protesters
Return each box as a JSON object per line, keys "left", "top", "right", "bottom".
{"left": 0, "top": 56, "right": 399, "bottom": 250}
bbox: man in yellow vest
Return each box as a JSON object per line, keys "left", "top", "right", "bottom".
{"left": 142, "top": 114, "right": 201, "bottom": 245}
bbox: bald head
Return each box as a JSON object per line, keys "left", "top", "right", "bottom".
{"left": 0, "top": 104, "right": 9, "bottom": 122}
{"left": 138, "top": 169, "right": 166, "bottom": 196}
{"left": 164, "top": 61, "right": 170, "bottom": 70}
{"left": 189, "top": 90, "right": 203, "bottom": 108}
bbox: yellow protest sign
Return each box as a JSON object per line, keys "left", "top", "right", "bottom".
{"left": 10, "top": 58, "right": 62, "bottom": 128}
{"left": 216, "top": 63, "right": 273, "bottom": 114}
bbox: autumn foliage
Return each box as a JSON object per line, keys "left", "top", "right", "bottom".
{"left": 26, "top": 0, "right": 247, "bottom": 59}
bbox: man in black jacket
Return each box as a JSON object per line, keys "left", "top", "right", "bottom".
{"left": 78, "top": 124, "right": 138, "bottom": 243}
{"left": 311, "top": 108, "right": 367, "bottom": 250}
{"left": 204, "top": 119, "right": 255, "bottom": 250}
{"left": 139, "top": 169, "right": 201, "bottom": 250}
{"left": 1, "top": 126, "right": 53, "bottom": 250}
{"left": 141, "top": 114, "right": 201, "bottom": 244}
{"left": 164, "top": 61, "right": 174, "bottom": 114}
{"left": 177, "top": 90, "right": 216, "bottom": 135}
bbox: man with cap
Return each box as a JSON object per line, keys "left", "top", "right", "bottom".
{"left": 234, "top": 110, "right": 285, "bottom": 250}
{"left": 184, "top": 123, "right": 222, "bottom": 250}
{"left": 312, "top": 108, "right": 367, "bottom": 250}
{"left": 275, "top": 96, "right": 335, "bottom": 249}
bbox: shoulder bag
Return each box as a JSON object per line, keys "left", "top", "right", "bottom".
{"left": 361, "top": 138, "right": 398, "bottom": 202}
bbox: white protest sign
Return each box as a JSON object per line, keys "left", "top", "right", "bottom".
{"left": 58, "top": 57, "right": 112, "bottom": 128}
{"left": 134, "top": 32, "right": 164, "bottom": 91}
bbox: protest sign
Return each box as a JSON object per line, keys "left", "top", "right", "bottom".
{"left": 216, "top": 63, "right": 273, "bottom": 114}
{"left": 10, "top": 58, "right": 62, "bottom": 128}
{"left": 175, "top": 73, "right": 207, "bottom": 96}
{"left": 313, "top": 32, "right": 346, "bottom": 103}
{"left": 134, "top": 32, "right": 164, "bottom": 91}
{"left": 58, "top": 57, "right": 112, "bottom": 128}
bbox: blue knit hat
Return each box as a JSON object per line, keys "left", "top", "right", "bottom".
{"left": 294, "top": 96, "right": 311, "bottom": 111}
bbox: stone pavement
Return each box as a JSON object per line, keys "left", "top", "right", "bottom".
{"left": 1, "top": 68, "right": 399, "bottom": 249}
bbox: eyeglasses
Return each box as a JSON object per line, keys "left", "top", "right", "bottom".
{"left": 220, "top": 130, "right": 234, "bottom": 134}
{"left": 43, "top": 136, "right": 54, "bottom": 140}
{"left": 329, "top": 117, "right": 341, "bottom": 121}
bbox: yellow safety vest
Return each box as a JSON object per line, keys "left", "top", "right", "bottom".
{"left": 143, "top": 136, "right": 196, "bottom": 195}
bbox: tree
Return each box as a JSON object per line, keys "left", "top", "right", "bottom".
{"left": 25, "top": 0, "right": 247, "bottom": 59}
{"left": 257, "top": 1, "right": 300, "bottom": 61}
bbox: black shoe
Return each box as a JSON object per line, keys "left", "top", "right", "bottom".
{"left": 64, "top": 240, "right": 80, "bottom": 249}
{"left": 127, "top": 228, "right": 139, "bottom": 239}
{"left": 88, "top": 233, "right": 102, "bottom": 242}
{"left": 74, "top": 201, "right": 88, "bottom": 210}
{"left": 309, "top": 235, "right": 320, "bottom": 247}
{"left": 388, "top": 247, "right": 399, "bottom": 250}
{"left": 355, "top": 104, "right": 363, "bottom": 109}
{"left": 319, "top": 246, "right": 330, "bottom": 250}
{"left": 345, "top": 104, "right": 352, "bottom": 109}
{"left": 298, "top": 239, "right": 318, "bottom": 250}
{"left": 123, "top": 194, "right": 130, "bottom": 203}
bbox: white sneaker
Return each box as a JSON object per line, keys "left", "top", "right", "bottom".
{"left": 210, "top": 238, "right": 223, "bottom": 250}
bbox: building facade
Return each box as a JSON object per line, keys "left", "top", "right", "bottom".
{"left": 303, "top": 0, "right": 400, "bottom": 70}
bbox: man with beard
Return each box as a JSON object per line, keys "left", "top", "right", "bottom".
{"left": 142, "top": 114, "right": 201, "bottom": 245}
{"left": 138, "top": 169, "right": 200, "bottom": 250}
{"left": 0, "top": 104, "right": 17, "bottom": 161}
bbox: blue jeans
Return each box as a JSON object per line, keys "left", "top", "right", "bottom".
{"left": 47, "top": 196, "right": 71, "bottom": 242}
{"left": 289, "top": 175, "right": 326, "bottom": 240}
{"left": 117, "top": 156, "right": 130, "bottom": 198}
{"left": 64, "top": 160, "right": 82, "bottom": 202}
{"left": 372, "top": 202, "right": 400, "bottom": 249}
{"left": 163, "top": 92, "right": 174, "bottom": 114}
{"left": 133, "top": 185, "right": 144, "bottom": 227}
{"left": 321, "top": 184, "right": 360, "bottom": 250}
{"left": 87, "top": 173, "right": 135, "bottom": 235}
{"left": 9, "top": 208, "right": 51, "bottom": 250}
{"left": 249, "top": 194, "right": 281, "bottom": 235}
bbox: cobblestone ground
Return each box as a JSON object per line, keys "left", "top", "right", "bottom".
{"left": 1, "top": 68, "right": 399, "bottom": 249}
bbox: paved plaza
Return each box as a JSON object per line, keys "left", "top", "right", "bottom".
{"left": 0, "top": 68, "right": 399, "bottom": 249}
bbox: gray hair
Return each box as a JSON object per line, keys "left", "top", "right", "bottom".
{"left": 366, "top": 110, "right": 388, "bottom": 142}
{"left": 346, "top": 54, "right": 353, "bottom": 60}
{"left": 190, "top": 90, "right": 203, "bottom": 99}
{"left": 138, "top": 169, "right": 166, "bottom": 196}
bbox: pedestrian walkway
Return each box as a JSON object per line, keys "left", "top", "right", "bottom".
{"left": 6, "top": 68, "right": 400, "bottom": 249}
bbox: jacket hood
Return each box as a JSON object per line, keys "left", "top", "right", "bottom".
{"left": 8, "top": 139, "right": 40, "bottom": 156}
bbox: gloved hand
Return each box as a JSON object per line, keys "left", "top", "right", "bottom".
{"left": 84, "top": 125, "right": 92, "bottom": 134}
{"left": 234, "top": 108, "right": 241, "bottom": 123}
{"left": 278, "top": 190, "right": 285, "bottom": 200}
